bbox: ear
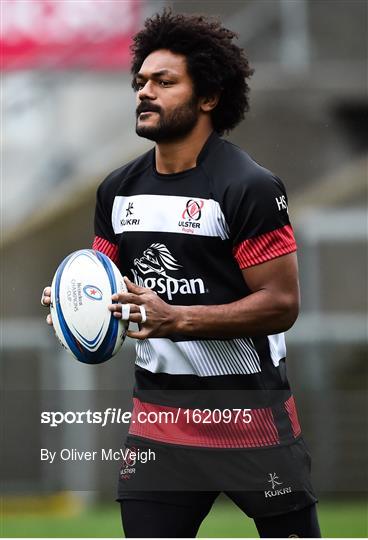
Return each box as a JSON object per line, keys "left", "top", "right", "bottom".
{"left": 199, "top": 94, "right": 220, "bottom": 112}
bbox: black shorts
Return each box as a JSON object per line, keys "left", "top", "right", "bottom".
{"left": 117, "top": 436, "right": 317, "bottom": 518}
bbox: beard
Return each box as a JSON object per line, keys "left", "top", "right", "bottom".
{"left": 135, "top": 94, "right": 200, "bottom": 142}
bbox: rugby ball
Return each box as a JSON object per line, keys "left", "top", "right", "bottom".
{"left": 50, "top": 249, "right": 128, "bottom": 364}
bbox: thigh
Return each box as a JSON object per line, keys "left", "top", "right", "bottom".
{"left": 120, "top": 493, "right": 218, "bottom": 538}
{"left": 226, "top": 438, "right": 317, "bottom": 518}
{"left": 254, "top": 503, "right": 321, "bottom": 538}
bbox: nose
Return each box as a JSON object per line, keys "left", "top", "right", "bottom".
{"left": 138, "top": 80, "right": 156, "bottom": 101}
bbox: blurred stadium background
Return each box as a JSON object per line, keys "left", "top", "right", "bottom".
{"left": 1, "top": 0, "right": 367, "bottom": 537}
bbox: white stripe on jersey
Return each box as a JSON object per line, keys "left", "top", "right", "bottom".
{"left": 135, "top": 337, "right": 261, "bottom": 376}
{"left": 112, "top": 194, "right": 229, "bottom": 239}
{"left": 267, "top": 333, "right": 286, "bottom": 366}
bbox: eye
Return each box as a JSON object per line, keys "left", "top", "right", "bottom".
{"left": 159, "top": 80, "right": 172, "bottom": 87}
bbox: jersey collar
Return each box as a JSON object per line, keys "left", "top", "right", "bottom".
{"left": 196, "top": 131, "right": 222, "bottom": 165}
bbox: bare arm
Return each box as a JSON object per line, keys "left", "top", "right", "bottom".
{"left": 174, "top": 252, "right": 299, "bottom": 338}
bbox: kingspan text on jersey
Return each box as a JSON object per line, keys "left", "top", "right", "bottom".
{"left": 131, "top": 270, "right": 206, "bottom": 300}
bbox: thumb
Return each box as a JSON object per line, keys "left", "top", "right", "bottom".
{"left": 126, "top": 328, "right": 148, "bottom": 339}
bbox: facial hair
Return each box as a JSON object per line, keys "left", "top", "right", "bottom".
{"left": 136, "top": 94, "right": 199, "bottom": 142}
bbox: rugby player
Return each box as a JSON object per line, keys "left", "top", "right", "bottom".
{"left": 42, "top": 10, "right": 321, "bottom": 538}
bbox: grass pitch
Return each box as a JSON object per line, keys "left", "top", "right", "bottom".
{"left": 1, "top": 498, "right": 367, "bottom": 537}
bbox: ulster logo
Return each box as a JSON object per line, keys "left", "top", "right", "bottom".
{"left": 178, "top": 199, "right": 204, "bottom": 233}
{"left": 119, "top": 447, "right": 137, "bottom": 481}
{"left": 131, "top": 243, "right": 206, "bottom": 300}
{"left": 182, "top": 199, "right": 203, "bottom": 220}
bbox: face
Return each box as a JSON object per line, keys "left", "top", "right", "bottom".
{"left": 134, "top": 49, "right": 200, "bottom": 142}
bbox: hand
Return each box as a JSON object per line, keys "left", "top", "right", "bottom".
{"left": 41, "top": 286, "right": 53, "bottom": 326}
{"left": 108, "top": 276, "right": 179, "bottom": 340}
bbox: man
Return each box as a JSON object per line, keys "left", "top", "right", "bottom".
{"left": 42, "top": 10, "right": 321, "bottom": 538}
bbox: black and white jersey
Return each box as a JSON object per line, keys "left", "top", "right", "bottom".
{"left": 93, "top": 132, "right": 301, "bottom": 449}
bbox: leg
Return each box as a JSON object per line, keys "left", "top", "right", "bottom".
{"left": 254, "top": 503, "right": 321, "bottom": 538}
{"left": 120, "top": 496, "right": 216, "bottom": 538}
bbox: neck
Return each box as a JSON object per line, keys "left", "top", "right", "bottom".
{"left": 155, "top": 123, "right": 213, "bottom": 174}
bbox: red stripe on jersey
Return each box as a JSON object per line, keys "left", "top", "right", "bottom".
{"left": 284, "top": 395, "right": 301, "bottom": 438}
{"left": 92, "top": 235, "right": 119, "bottom": 265}
{"left": 128, "top": 398, "right": 280, "bottom": 448}
{"left": 233, "top": 224, "right": 297, "bottom": 269}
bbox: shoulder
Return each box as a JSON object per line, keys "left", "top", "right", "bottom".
{"left": 97, "top": 149, "right": 153, "bottom": 200}
{"left": 214, "top": 139, "right": 283, "bottom": 190}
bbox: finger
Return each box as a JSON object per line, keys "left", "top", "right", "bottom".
{"left": 123, "top": 276, "right": 146, "bottom": 294}
{"left": 139, "top": 305, "right": 147, "bottom": 323}
{"left": 111, "top": 309, "right": 145, "bottom": 323}
{"left": 46, "top": 313, "right": 53, "bottom": 326}
{"left": 111, "top": 292, "right": 144, "bottom": 305}
{"left": 127, "top": 328, "right": 149, "bottom": 340}
{"left": 129, "top": 313, "right": 145, "bottom": 324}
{"left": 41, "top": 286, "right": 52, "bottom": 306}
{"left": 109, "top": 304, "right": 129, "bottom": 319}
{"left": 108, "top": 303, "right": 141, "bottom": 315}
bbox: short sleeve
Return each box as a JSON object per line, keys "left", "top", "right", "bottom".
{"left": 93, "top": 177, "right": 119, "bottom": 264}
{"left": 225, "top": 171, "right": 297, "bottom": 269}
